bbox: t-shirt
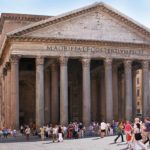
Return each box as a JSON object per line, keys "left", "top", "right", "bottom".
{"left": 101, "top": 122, "right": 106, "bottom": 130}
{"left": 53, "top": 128, "right": 58, "bottom": 134}
{"left": 40, "top": 128, "right": 45, "bottom": 135}
{"left": 125, "top": 123, "right": 132, "bottom": 132}
{"left": 25, "top": 128, "right": 30, "bottom": 134}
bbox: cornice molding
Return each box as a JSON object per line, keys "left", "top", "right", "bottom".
{"left": 7, "top": 36, "right": 150, "bottom": 48}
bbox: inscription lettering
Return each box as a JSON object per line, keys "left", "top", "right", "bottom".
{"left": 47, "top": 45, "right": 145, "bottom": 58}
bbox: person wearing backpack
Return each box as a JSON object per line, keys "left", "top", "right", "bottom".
{"left": 114, "top": 121, "right": 124, "bottom": 143}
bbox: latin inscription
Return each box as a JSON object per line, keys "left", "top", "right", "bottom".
{"left": 47, "top": 45, "right": 148, "bottom": 58}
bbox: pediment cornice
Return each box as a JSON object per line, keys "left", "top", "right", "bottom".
{"left": 7, "top": 2, "right": 150, "bottom": 39}
{"left": 7, "top": 36, "right": 150, "bottom": 49}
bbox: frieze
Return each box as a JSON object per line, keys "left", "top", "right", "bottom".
{"left": 11, "top": 44, "right": 150, "bottom": 60}
{"left": 47, "top": 45, "right": 148, "bottom": 59}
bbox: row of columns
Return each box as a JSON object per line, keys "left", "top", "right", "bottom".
{"left": 0, "top": 55, "right": 150, "bottom": 129}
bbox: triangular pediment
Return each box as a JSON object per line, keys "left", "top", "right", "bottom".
{"left": 8, "top": 2, "right": 150, "bottom": 44}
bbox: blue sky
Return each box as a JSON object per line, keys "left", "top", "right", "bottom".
{"left": 0, "top": 0, "right": 150, "bottom": 28}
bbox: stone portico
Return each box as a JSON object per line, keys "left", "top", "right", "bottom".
{"left": 0, "top": 2, "right": 150, "bottom": 129}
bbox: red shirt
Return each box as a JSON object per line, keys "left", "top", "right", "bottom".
{"left": 125, "top": 123, "right": 132, "bottom": 132}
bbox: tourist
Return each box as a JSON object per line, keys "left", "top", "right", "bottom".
{"left": 40, "top": 126, "right": 45, "bottom": 140}
{"left": 25, "top": 125, "right": 31, "bottom": 141}
{"left": 88, "top": 124, "right": 94, "bottom": 137}
{"left": 100, "top": 121, "right": 106, "bottom": 138}
{"left": 114, "top": 121, "right": 124, "bottom": 143}
{"left": 62, "top": 125, "right": 67, "bottom": 139}
{"left": 58, "top": 125, "right": 63, "bottom": 142}
{"left": 2, "top": 127, "right": 8, "bottom": 139}
{"left": 0, "top": 127, "right": 3, "bottom": 140}
{"left": 67, "top": 123, "right": 73, "bottom": 138}
{"left": 132, "top": 123, "right": 147, "bottom": 150}
{"left": 78, "top": 122, "right": 84, "bottom": 138}
{"left": 73, "top": 123, "right": 79, "bottom": 138}
{"left": 12, "top": 129, "right": 17, "bottom": 137}
{"left": 52, "top": 125, "right": 58, "bottom": 142}
{"left": 20, "top": 125, "right": 24, "bottom": 135}
{"left": 109, "top": 124, "right": 114, "bottom": 136}
{"left": 124, "top": 121, "right": 133, "bottom": 149}
{"left": 143, "top": 117, "right": 150, "bottom": 147}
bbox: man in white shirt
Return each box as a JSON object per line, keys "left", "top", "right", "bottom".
{"left": 100, "top": 121, "right": 106, "bottom": 138}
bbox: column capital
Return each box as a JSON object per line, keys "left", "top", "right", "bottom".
{"left": 81, "top": 58, "right": 90, "bottom": 67}
{"left": 5, "top": 62, "right": 11, "bottom": 70}
{"left": 124, "top": 59, "right": 132, "bottom": 70}
{"left": 104, "top": 58, "right": 112, "bottom": 67}
{"left": 142, "top": 60, "right": 149, "bottom": 69}
{"left": 36, "top": 56, "right": 44, "bottom": 65}
{"left": 59, "top": 57, "right": 68, "bottom": 66}
{"left": 10, "top": 55, "right": 20, "bottom": 64}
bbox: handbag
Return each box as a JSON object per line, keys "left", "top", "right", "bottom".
{"left": 134, "top": 133, "right": 142, "bottom": 140}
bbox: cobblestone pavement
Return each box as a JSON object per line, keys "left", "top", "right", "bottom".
{"left": 0, "top": 136, "right": 150, "bottom": 150}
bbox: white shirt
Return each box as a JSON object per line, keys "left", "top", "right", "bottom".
{"left": 101, "top": 122, "right": 106, "bottom": 130}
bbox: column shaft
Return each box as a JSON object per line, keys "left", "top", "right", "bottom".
{"left": 51, "top": 64, "right": 59, "bottom": 124}
{"left": 5, "top": 63, "right": 11, "bottom": 128}
{"left": 132, "top": 70, "right": 137, "bottom": 118}
{"left": 105, "top": 58, "right": 113, "bottom": 122}
{"left": 0, "top": 78, "right": 2, "bottom": 126}
{"left": 142, "top": 61, "right": 150, "bottom": 117}
{"left": 124, "top": 60, "right": 133, "bottom": 121}
{"left": 36, "top": 57, "right": 44, "bottom": 127}
{"left": 112, "top": 64, "right": 119, "bottom": 120}
{"left": 100, "top": 69, "right": 106, "bottom": 121}
{"left": 82, "top": 58, "right": 91, "bottom": 125}
{"left": 4, "top": 72, "right": 8, "bottom": 127}
{"left": 1, "top": 75, "right": 5, "bottom": 127}
{"left": 91, "top": 74, "right": 97, "bottom": 121}
{"left": 44, "top": 68, "right": 50, "bottom": 124}
{"left": 10, "top": 56, "right": 19, "bottom": 129}
{"left": 60, "top": 57, "right": 68, "bottom": 125}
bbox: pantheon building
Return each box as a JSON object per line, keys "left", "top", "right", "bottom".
{"left": 0, "top": 2, "right": 150, "bottom": 129}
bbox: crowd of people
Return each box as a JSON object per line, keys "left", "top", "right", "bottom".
{"left": 113, "top": 117, "right": 150, "bottom": 150}
{"left": 0, "top": 117, "right": 150, "bottom": 150}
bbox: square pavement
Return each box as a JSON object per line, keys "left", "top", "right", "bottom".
{"left": 0, "top": 136, "right": 150, "bottom": 150}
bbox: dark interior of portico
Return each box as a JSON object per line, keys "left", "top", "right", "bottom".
{"left": 19, "top": 58, "right": 35, "bottom": 125}
{"left": 68, "top": 59, "right": 82, "bottom": 122}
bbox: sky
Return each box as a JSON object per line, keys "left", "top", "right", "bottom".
{"left": 0, "top": 0, "right": 150, "bottom": 28}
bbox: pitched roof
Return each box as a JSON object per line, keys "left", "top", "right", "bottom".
{"left": 7, "top": 2, "right": 150, "bottom": 38}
